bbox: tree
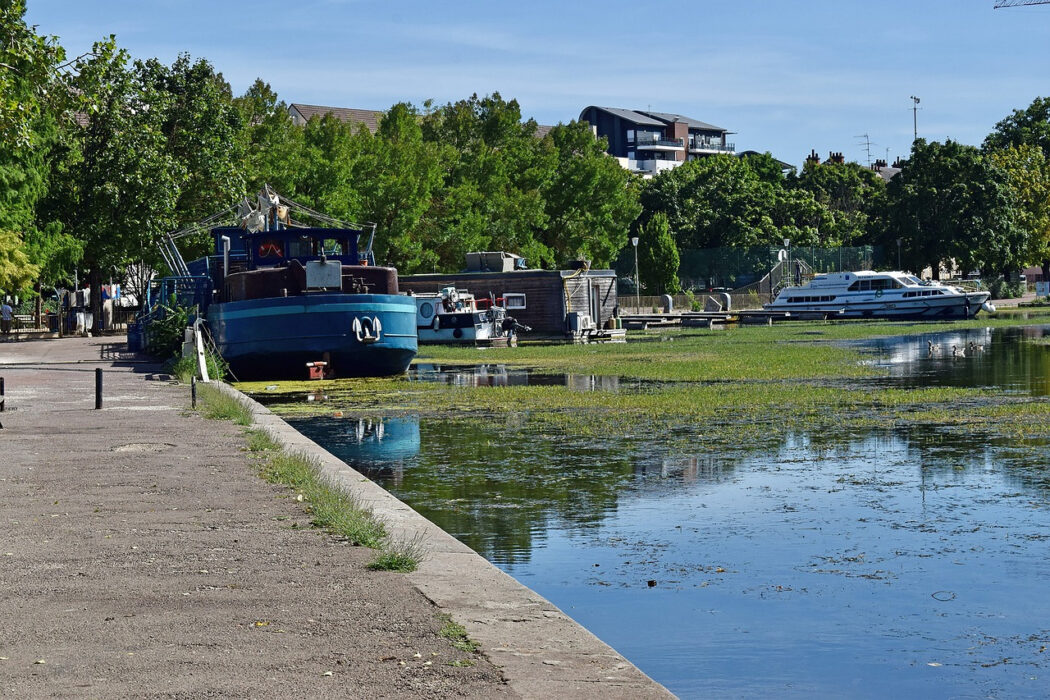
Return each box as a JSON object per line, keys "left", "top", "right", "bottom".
{"left": 421, "top": 93, "right": 553, "bottom": 269}
{"left": 539, "top": 121, "right": 641, "bottom": 269}
{"left": 987, "top": 145, "right": 1050, "bottom": 279}
{"left": 137, "top": 55, "right": 243, "bottom": 223}
{"left": 354, "top": 103, "right": 446, "bottom": 272}
{"left": 54, "top": 40, "right": 180, "bottom": 332}
{"left": 0, "top": 228, "right": 39, "bottom": 293}
{"left": 234, "top": 79, "right": 304, "bottom": 197}
{"left": 638, "top": 212, "right": 680, "bottom": 295}
{"left": 639, "top": 154, "right": 820, "bottom": 251}
{"left": 0, "top": 1, "right": 65, "bottom": 149}
{"left": 791, "top": 159, "right": 887, "bottom": 246}
{"left": 1, "top": 3, "right": 84, "bottom": 320}
{"left": 886, "top": 139, "right": 1021, "bottom": 279}
{"left": 984, "top": 97, "right": 1050, "bottom": 158}
{"left": 984, "top": 98, "right": 1050, "bottom": 279}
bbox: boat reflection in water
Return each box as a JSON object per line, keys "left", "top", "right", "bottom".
{"left": 290, "top": 415, "right": 421, "bottom": 487}
{"left": 411, "top": 363, "right": 621, "bottom": 391}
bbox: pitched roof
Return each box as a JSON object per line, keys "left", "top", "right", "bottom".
{"left": 534, "top": 124, "right": 555, "bottom": 139}
{"left": 639, "top": 110, "right": 725, "bottom": 133}
{"left": 288, "top": 103, "right": 385, "bottom": 133}
{"left": 584, "top": 106, "right": 666, "bottom": 127}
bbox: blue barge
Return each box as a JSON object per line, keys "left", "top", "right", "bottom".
{"left": 148, "top": 189, "right": 417, "bottom": 381}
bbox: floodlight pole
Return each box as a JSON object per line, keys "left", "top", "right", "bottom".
{"left": 896, "top": 238, "right": 903, "bottom": 270}
{"left": 910, "top": 96, "right": 920, "bottom": 141}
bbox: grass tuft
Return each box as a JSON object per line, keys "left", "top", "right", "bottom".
{"left": 367, "top": 534, "right": 426, "bottom": 572}
{"left": 244, "top": 428, "right": 280, "bottom": 452}
{"left": 196, "top": 384, "right": 253, "bottom": 425}
{"left": 437, "top": 613, "right": 481, "bottom": 652}
{"left": 259, "top": 451, "right": 387, "bottom": 548}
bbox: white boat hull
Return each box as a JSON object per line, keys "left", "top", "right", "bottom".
{"left": 764, "top": 271, "right": 993, "bottom": 320}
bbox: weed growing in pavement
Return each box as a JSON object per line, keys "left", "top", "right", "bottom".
{"left": 195, "top": 384, "right": 253, "bottom": 425}
{"left": 260, "top": 451, "right": 387, "bottom": 548}
{"left": 367, "top": 533, "right": 426, "bottom": 573}
{"left": 244, "top": 428, "right": 280, "bottom": 452}
{"left": 437, "top": 613, "right": 481, "bottom": 653}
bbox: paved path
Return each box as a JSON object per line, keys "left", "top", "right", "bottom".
{"left": 0, "top": 337, "right": 511, "bottom": 698}
{"left": 0, "top": 337, "right": 673, "bottom": 699}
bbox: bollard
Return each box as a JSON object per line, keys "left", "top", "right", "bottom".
{"left": 1, "top": 376, "right": 5, "bottom": 412}
{"left": 191, "top": 375, "right": 197, "bottom": 409}
{"left": 95, "top": 367, "right": 103, "bottom": 409}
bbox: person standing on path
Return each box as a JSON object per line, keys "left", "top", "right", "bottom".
{"left": 1, "top": 298, "right": 13, "bottom": 338}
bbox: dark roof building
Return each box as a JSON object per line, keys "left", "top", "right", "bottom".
{"left": 579, "top": 106, "right": 734, "bottom": 177}
{"left": 288, "top": 103, "right": 385, "bottom": 133}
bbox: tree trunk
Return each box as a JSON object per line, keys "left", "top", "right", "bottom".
{"left": 931, "top": 262, "right": 941, "bottom": 281}
{"left": 1041, "top": 259, "right": 1049, "bottom": 283}
{"left": 34, "top": 280, "right": 42, "bottom": 329}
{"left": 89, "top": 268, "right": 103, "bottom": 336}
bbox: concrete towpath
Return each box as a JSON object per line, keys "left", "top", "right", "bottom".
{"left": 0, "top": 336, "right": 673, "bottom": 699}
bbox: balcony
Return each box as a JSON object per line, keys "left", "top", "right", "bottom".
{"left": 628, "top": 158, "right": 681, "bottom": 176}
{"left": 632, "top": 133, "right": 684, "bottom": 150}
{"left": 688, "top": 139, "right": 735, "bottom": 154}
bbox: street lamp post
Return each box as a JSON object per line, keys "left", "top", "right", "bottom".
{"left": 896, "top": 238, "right": 903, "bottom": 271}
{"left": 631, "top": 236, "right": 640, "bottom": 312}
{"left": 783, "top": 238, "right": 791, "bottom": 286}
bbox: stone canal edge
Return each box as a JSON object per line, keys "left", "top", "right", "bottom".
{"left": 220, "top": 382, "right": 675, "bottom": 699}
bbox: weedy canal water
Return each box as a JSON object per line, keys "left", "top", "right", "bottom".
{"left": 275, "top": 325, "right": 1050, "bottom": 698}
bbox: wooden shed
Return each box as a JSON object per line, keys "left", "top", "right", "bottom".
{"left": 398, "top": 268, "right": 619, "bottom": 338}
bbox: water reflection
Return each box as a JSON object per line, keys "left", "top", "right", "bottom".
{"left": 410, "top": 363, "right": 622, "bottom": 391}
{"left": 856, "top": 324, "right": 1050, "bottom": 395}
{"left": 272, "top": 325, "right": 1050, "bottom": 698}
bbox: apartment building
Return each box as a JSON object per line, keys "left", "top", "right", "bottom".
{"left": 579, "top": 106, "right": 734, "bottom": 176}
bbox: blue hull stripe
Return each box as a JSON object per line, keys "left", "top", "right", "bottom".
{"left": 211, "top": 302, "right": 415, "bottom": 321}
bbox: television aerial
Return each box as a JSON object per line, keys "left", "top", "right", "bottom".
{"left": 994, "top": 1, "right": 1050, "bottom": 7}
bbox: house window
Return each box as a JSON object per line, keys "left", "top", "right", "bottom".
{"left": 504, "top": 293, "right": 526, "bottom": 310}
{"left": 626, "top": 130, "right": 635, "bottom": 143}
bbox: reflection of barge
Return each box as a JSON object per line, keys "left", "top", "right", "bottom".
{"left": 765, "top": 271, "right": 995, "bottom": 320}
{"left": 151, "top": 188, "right": 417, "bottom": 380}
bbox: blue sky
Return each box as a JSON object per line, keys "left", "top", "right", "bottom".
{"left": 26, "top": 0, "right": 1050, "bottom": 168}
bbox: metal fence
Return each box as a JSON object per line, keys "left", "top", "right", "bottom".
{"left": 676, "top": 245, "right": 882, "bottom": 291}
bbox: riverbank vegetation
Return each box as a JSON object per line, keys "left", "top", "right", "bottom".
{"left": 242, "top": 316, "right": 1050, "bottom": 452}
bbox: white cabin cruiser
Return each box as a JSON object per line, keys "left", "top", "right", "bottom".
{"left": 413, "top": 286, "right": 530, "bottom": 346}
{"left": 765, "top": 271, "right": 995, "bottom": 320}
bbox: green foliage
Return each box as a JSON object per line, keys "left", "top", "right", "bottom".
{"left": 244, "top": 428, "right": 280, "bottom": 452}
{"left": 356, "top": 103, "right": 446, "bottom": 272}
{"left": 639, "top": 154, "right": 820, "bottom": 251}
{"left": 0, "top": 229, "right": 40, "bottom": 292}
{"left": 437, "top": 614, "right": 481, "bottom": 652}
{"left": 367, "top": 535, "right": 425, "bottom": 572}
{"left": 540, "top": 121, "right": 641, "bottom": 268}
{"left": 144, "top": 294, "right": 190, "bottom": 358}
{"left": 234, "top": 79, "right": 305, "bottom": 196}
{"left": 195, "top": 383, "right": 253, "bottom": 425}
{"left": 638, "top": 212, "right": 681, "bottom": 294}
{"left": 0, "top": 1, "right": 66, "bottom": 149}
{"left": 168, "top": 346, "right": 227, "bottom": 383}
{"left": 986, "top": 276, "right": 1027, "bottom": 299}
{"left": 168, "top": 354, "right": 197, "bottom": 383}
{"left": 791, "top": 159, "right": 887, "bottom": 246}
{"left": 984, "top": 96, "right": 1050, "bottom": 158}
{"left": 886, "top": 139, "right": 1021, "bottom": 278}
{"left": 421, "top": 93, "right": 552, "bottom": 269}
